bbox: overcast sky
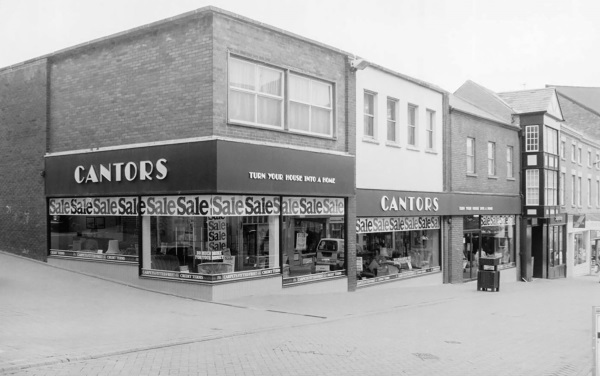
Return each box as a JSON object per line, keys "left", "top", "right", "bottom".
{"left": 2, "top": 0, "right": 600, "bottom": 93}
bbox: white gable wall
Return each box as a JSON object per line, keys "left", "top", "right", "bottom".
{"left": 356, "top": 67, "right": 444, "bottom": 192}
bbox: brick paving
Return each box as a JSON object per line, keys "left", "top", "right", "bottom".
{"left": 0, "top": 251, "right": 598, "bottom": 376}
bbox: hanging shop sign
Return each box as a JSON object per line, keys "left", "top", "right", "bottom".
{"left": 573, "top": 215, "right": 586, "bottom": 229}
{"left": 356, "top": 216, "right": 440, "bottom": 234}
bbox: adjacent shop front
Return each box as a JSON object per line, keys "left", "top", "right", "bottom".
{"left": 356, "top": 190, "right": 521, "bottom": 286}
{"left": 45, "top": 139, "right": 354, "bottom": 300}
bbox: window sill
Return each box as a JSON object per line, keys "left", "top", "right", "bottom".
{"left": 466, "top": 173, "right": 478, "bottom": 178}
{"left": 506, "top": 177, "right": 516, "bottom": 181}
{"left": 488, "top": 175, "right": 499, "bottom": 180}
{"left": 406, "top": 146, "right": 420, "bottom": 152}
{"left": 228, "top": 121, "right": 336, "bottom": 141}
{"left": 385, "top": 142, "right": 401, "bottom": 149}
{"left": 425, "top": 149, "right": 438, "bottom": 155}
{"left": 362, "top": 137, "right": 380, "bottom": 145}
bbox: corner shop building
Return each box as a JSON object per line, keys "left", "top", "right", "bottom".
{"left": 0, "top": 7, "right": 358, "bottom": 300}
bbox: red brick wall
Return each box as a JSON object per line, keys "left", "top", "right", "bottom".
{"left": 212, "top": 12, "right": 351, "bottom": 153}
{"left": 49, "top": 13, "right": 214, "bottom": 152}
{"left": 449, "top": 111, "right": 521, "bottom": 195}
{"left": 0, "top": 61, "right": 48, "bottom": 260}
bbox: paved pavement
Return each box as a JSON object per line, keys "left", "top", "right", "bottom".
{"left": 0, "top": 251, "right": 598, "bottom": 376}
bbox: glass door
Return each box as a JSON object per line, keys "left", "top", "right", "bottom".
{"left": 463, "top": 231, "right": 480, "bottom": 281}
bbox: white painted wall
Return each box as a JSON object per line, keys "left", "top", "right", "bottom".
{"left": 356, "top": 67, "right": 444, "bottom": 192}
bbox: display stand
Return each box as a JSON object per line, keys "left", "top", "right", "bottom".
{"left": 477, "top": 256, "right": 501, "bottom": 292}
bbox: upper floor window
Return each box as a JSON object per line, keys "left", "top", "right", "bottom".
{"left": 407, "top": 104, "right": 418, "bottom": 146}
{"left": 571, "top": 143, "right": 577, "bottom": 162}
{"left": 387, "top": 98, "right": 398, "bottom": 143}
{"left": 426, "top": 109, "right": 436, "bottom": 150}
{"left": 507, "top": 146, "right": 514, "bottom": 178}
{"left": 467, "top": 137, "right": 476, "bottom": 174}
{"left": 578, "top": 146, "right": 582, "bottom": 165}
{"left": 596, "top": 152, "right": 600, "bottom": 170}
{"left": 588, "top": 178, "right": 592, "bottom": 207}
{"left": 545, "top": 170, "right": 558, "bottom": 206}
{"left": 364, "top": 91, "right": 376, "bottom": 138}
{"left": 228, "top": 57, "right": 283, "bottom": 128}
{"left": 289, "top": 74, "right": 333, "bottom": 136}
{"left": 560, "top": 141, "right": 565, "bottom": 159}
{"left": 525, "top": 125, "right": 539, "bottom": 152}
{"left": 577, "top": 176, "right": 582, "bottom": 206}
{"left": 488, "top": 142, "right": 496, "bottom": 176}
{"left": 525, "top": 169, "right": 539, "bottom": 205}
{"left": 560, "top": 172, "right": 565, "bottom": 206}
{"left": 544, "top": 126, "right": 558, "bottom": 155}
{"left": 571, "top": 175, "right": 577, "bottom": 206}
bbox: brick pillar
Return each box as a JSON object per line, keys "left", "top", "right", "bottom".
{"left": 446, "top": 215, "right": 464, "bottom": 284}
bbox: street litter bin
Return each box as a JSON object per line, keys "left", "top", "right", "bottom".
{"left": 477, "top": 256, "right": 501, "bottom": 292}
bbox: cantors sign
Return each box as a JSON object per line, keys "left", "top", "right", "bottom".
{"left": 74, "top": 159, "right": 168, "bottom": 184}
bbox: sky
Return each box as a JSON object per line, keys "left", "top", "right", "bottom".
{"left": 2, "top": 0, "right": 600, "bottom": 93}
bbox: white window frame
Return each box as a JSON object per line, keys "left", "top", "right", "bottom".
{"left": 426, "top": 109, "right": 436, "bottom": 151}
{"left": 364, "top": 91, "right": 376, "bottom": 139}
{"left": 544, "top": 126, "right": 558, "bottom": 155}
{"left": 588, "top": 150, "right": 593, "bottom": 168}
{"left": 526, "top": 169, "right": 539, "bottom": 206}
{"left": 407, "top": 104, "right": 418, "bottom": 147}
{"left": 560, "top": 172, "right": 565, "bottom": 206}
{"left": 507, "top": 146, "right": 514, "bottom": 178}
{"left": 578, "top": 146, "right": 582, "bottom": 165}
{"left": 577, "top": 176, "right": 582, "bottom": 206}
{"left": 288, "top": 73, "right": 334, "bottom": 137}
{"left": 588, "top": 178, "right": 592, "bottom": 207}
{"left": 560, "top": 140, "right": 565, "bottom": 159}
{"left": 467, "top": 137, "right": 476, "bottom": 174}
{"left": 488, "top": 142, "right": 496, "bottom": 176}
{"left": 571, "top": 143, "right": 577, "bottom": 162}
{"left": 387, "top": 97, "right": 399, "bottom": 143}
{"left": 572, "top": 174, "right": 577, "bottom": 206}
{"left": 228, "top": 56, "right": 284, "bottom": 129}
{"left": 525, "top": 125, "right": 539, "bottom": 152}
{"left": 545, "top": 170, "right": 557, "bottom": 206}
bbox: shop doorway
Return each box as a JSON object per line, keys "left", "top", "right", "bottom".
{"left": 463, "top": 231, "right": 480, "bottom": 281}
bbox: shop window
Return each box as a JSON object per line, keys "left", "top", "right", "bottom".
{"left": 480, "top": 216, "right": 515, "bottom": 267}
{"left": 49, "top": 214, "right": 139, "bottom": 261}
{"left": 548, "top": 226, "right": 565, "bottom": 267}
{"left": 289, "top": 74, "right": 333, "bottom": 136}
{"left": 142, "top": 214, "right": 280, "bottom": 275}
{"left": 281, "top": 215, "right": 346, "bottom": 283}
{"left": 356, "top": 216, "right": 441, "bottom": 283}
{"left": 574, "top": 233, "right": 587, "bottom": 265}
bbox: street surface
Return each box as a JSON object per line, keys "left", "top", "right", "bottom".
{"left": 0, "top": 251, "right": 597, "bottom": 376}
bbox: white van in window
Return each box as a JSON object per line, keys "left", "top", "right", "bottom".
{"left": 315, "top": 238, "right": 345, "bottom": 271}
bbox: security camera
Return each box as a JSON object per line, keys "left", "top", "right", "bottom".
{"left": 350, "top": 58, "right": 369, "bottom": 71}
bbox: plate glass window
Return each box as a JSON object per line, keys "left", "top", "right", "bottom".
{"left": 228, "top": 57, "right": 283, "bottom": 128}
{"left": 545, "top": 170, "right": 558, "bottom": 205}
{"left": 289, "top": 74, "right": 333, "bottom": 136}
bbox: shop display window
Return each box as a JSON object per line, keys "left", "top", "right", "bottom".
{"left": 142, "top": 215, "right": 279, "bottom": 275}
{"left": 574, "top": 233, "right": 586, "bottom": 265}
{"left": 49, "top": 215, "right": 139, "bottom": 261}
{"left": 281, "top": 216, "right": 346, "bottom": 282}
{"left": 356, "top": 229, "right": 440, "bottom": 280}
{"left": 548, "top": 225, "right": 565, "bottom": 267}
{"left": 480, "top": 223, "right": 515, "bottom": 266}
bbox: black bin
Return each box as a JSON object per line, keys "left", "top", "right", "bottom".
{"left": 477, "top": 256, "right": 501, "bottom": 292}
